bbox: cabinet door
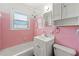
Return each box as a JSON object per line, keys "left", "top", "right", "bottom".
{"left": 61, "top": 3, "right": 79, "bottom": 18}
{"left": 53, "top": 3, "right": 62, "bottom": 20}
{"left": 53, "top": 3, "right": 79, "bottom": 20}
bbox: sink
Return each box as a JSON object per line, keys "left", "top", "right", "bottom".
{"left": 34, "top": 34, "right": 54, "bottom": 42}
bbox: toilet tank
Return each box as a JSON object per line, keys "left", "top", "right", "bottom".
{"left": 54, "top": 44, "right": 76, "bottom": 56}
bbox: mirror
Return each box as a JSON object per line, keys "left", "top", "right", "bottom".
{"left": 43, "top": 11, "right": 52, "bottom": 27}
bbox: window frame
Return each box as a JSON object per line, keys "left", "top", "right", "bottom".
{"left": 10, "top": 9, "right": 30, "bottom": 30}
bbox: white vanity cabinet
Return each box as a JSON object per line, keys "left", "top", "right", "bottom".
{"left": 33, "top": 35, "right": 54, "bottom": 56}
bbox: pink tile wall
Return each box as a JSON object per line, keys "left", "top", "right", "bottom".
{"left": 34, "top": 16, "right": 44, "bottom": 36}
{"left": 1, "top": 11, "right": 79, "bottom": 55}
{"left": 34, "top": 16, "right": 55, "bottom": 36}
{"left": 0, "top": 12, "right": 34, "bottom": 49}
{"left": 55, "top": 26, "right": 79, "bottom": 55}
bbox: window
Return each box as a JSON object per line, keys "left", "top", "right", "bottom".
{"left": 11, "top": 11, "right": 30, "bottom": 30}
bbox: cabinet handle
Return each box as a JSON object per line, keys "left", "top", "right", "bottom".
{"left": 36, "top": 45, "right": 40, "bottom": 48}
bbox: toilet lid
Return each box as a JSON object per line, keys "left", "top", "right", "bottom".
{"left": 54, "top": 44, "right": 76, "bottom": 55}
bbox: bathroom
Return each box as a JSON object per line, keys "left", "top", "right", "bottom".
{"left": 1, "top": 1, "right": 79, "bottom": 57}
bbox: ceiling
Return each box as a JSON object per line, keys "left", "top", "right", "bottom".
{"left": 24, "top": 3, "right": 52, "bottom": 16}
{"left": 25, "top": 3, "right": 50, "bottom": 10}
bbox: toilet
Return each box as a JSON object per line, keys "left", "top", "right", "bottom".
{"left": 53, "top": 44, "right": 76, "bottom": 56}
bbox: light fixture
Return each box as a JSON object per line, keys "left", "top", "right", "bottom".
{"left": 0, "top": 13, "right": 2, "bottom": 18}
{"left": 44, "top": 4, "right": 52, "bottom": 13}
{"left": 44, "top": 6, "right": 49, "bottom": 11}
